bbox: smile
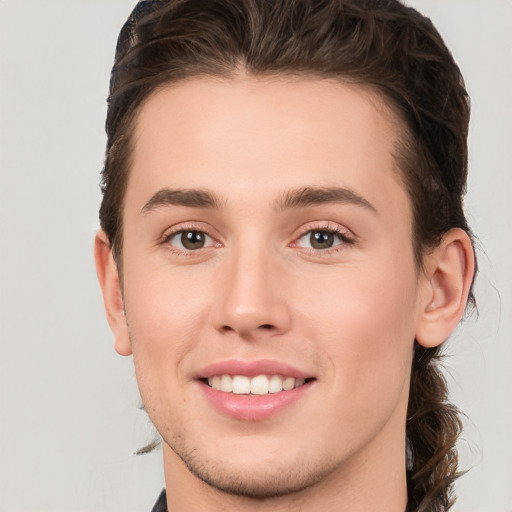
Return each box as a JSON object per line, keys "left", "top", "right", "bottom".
{"left": 198, "top": 360, "right": 315, "bottom": 420}
{"left": 207, "top": 374, "right": 307, "bottom": 395}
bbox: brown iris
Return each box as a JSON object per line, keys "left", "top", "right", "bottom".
{"left": 310, "top": 231, "right": 335, "bottom": 249}
{"left": 181, "top": 231, "right": 206, "bottom": 250}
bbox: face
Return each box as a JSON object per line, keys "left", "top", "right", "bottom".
{"left": 114, "top": 77, "right": 427, "bottom": 497}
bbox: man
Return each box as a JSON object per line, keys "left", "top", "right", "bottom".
{"left": 94, "top": 1, "right": 476, "bottom": 510}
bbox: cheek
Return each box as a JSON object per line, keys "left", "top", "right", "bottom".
{"left": 123, "top": 264, "right": 209, "bottom": 379}
{"left": 299, "top": 261, "right": 419, "bottom": 444}
{"left": 122, "top": 268, "right": 209, "bottom": 428}
{"left": 299, "top": 257, "right": 419, "bottom": 385}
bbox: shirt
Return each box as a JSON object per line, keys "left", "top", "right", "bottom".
{"left": 151, "top": 489, "right": 167, "bottom": 512}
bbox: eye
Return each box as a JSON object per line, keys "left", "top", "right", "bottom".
{"left": 166, "top": 230, "right": 214, "bottom": 250}
{"left": 296, "top": 229, "right": 352, "bottom": 250}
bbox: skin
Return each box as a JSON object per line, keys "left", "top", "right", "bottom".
{"left": 95, "top": 76, "right": 475, "bottom": 511}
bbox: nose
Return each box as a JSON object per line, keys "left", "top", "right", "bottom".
{"left": 212, "top": 245, "right": 292, "bottom": 340}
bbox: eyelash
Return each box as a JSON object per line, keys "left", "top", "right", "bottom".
{"left": 161, "top": 223, "right": 355, "bottom": 255}
{"left": 292, "top": 224, "right": 355, "bottom": 253}
{"left": 161, "top": 223, "right": 219, "bottom": 255}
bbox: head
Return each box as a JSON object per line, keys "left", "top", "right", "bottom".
{"left": 96, "top": 0, "right": 476, "bottom": 510}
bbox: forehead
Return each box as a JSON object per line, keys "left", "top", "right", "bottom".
{"left": 126, "top": 76, "right": 410, "bottom": 221}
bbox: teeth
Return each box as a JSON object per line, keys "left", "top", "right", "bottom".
{"left": 294, "top": 378, "right": 305, "bottom": 388}
{"left": 282, "top": 377, "right": 295, "bottom": 391}
{"left": 269, "top": 375, "right": 283, "bottom": 393}
{"left": 221, "top": 374, "right": 233, "bottom": 393}
{"left": 232, "top": 375, "right": 251, "bottom": 394}
{"left": 250, "top": 375, "right": 269, "bottom": 395}
{"left": 207, "top": 374, "right": 308, "bottom": 394}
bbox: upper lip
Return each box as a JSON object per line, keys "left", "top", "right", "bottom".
{"left": 197, "top": 359, "right": 312, "bottom": 379}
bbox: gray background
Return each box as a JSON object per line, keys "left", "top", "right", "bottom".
{"left": 0, "top": 1, "right": 510, "bottom": 510}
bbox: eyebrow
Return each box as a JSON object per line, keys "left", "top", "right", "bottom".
{"left": 141, "top": 188, "right": 222, "bottom": 214}
{"left": 141, "top": 185, "right": 377, "bottom": 215}
{"left": 277, "top": 186, "right": 377, "bottom": 213}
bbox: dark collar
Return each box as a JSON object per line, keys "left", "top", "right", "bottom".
{"left": 150, "top": 489, "right": 167, "bottom": 512}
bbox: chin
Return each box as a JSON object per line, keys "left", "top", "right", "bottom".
{"left": 182, "top": 457, "right": 330, "bottom": 499}
{"left": 168, "top": 435, "right": 335, "bottom": 499}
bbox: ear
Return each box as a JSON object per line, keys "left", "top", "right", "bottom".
{"left": 415, "top": 228, "right": 476, "bottom": 348}
{"left": 94, "top": 230, "right": 132, "bottom": 356}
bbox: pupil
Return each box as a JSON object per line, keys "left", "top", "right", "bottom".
{"left": 182, "top": 231, "right": 205, "bottom": 249}
{"left": 311, "top": 231, "right": 334, "bottom": 249}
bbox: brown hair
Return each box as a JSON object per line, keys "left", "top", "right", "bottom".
{"left": 100, "top": 1, "right": 475, "bottom": 509}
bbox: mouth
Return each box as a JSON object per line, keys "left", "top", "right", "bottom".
{"left": 197, "top": 360, "right": 315, "bottom": 420}
{"left": 203, "top": 374, "right": 312, "bottom": 395}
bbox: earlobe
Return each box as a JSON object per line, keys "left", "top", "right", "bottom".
{"left": 94, "top": 230, "right": 132, "bottom": 356}
{"left": 415, "top": 228, "right": 475, "bottom": 348}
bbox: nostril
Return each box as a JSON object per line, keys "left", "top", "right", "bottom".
{"left": 219, "top": 322, "right": 278, "bottom": 339}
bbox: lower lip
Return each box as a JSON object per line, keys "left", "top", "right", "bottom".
{"left": 200, "top": 381, "right": 313, "bottom": 421}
